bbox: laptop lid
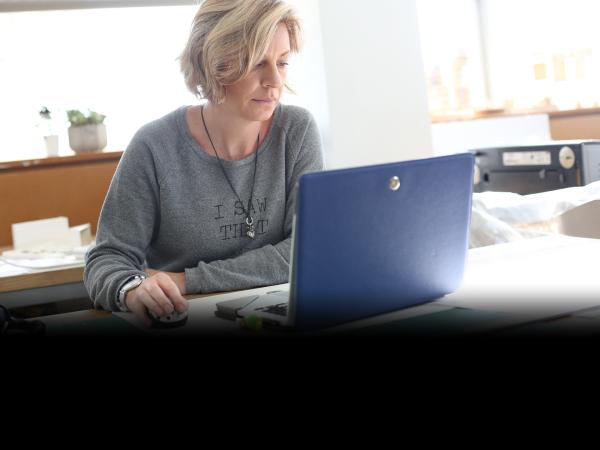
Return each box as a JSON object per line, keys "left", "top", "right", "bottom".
{"left": 289, "top": 153, "right": 475, "bottom": 330}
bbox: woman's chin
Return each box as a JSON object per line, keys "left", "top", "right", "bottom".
{"left": 248, "top": 102, "right": 277, "bottom": 120}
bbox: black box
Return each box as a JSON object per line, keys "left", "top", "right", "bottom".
{"left": 470, "top": 140, "right": 600, "bottom": 194}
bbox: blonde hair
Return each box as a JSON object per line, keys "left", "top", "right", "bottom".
{"left": 180, "top": 0, "right": 301, "bottom": 104}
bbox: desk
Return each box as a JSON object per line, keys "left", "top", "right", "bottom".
{"left": 32, "top": 234, "right": 600, "bottom": 337}
{"left": 0, "top": 261, "right": 87, "bottom": 310}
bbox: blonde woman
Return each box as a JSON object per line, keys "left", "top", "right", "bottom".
{"left": 84, "top": 0, "right": 323, "bottom": 327}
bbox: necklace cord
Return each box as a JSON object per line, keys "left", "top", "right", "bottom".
{"left": 200, "top": 105, "right": 259, "bottom": 228}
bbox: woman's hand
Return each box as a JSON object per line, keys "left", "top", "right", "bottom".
{"left": 124, "top": 271, "right": 188, "bottom": 327}
{"left": 145, "top": 268, "right": 186, "bottom": 295}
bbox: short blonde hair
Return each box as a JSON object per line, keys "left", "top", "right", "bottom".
{"left": 180, "top": 0, "right": 301, "bottom": 104}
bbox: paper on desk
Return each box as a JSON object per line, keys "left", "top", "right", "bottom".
{"left": 0, "top": 260, "right": 37, "bottom": 277}
{"left": 0, "top": 244, "right": 90, "bottom": 270}
{"left": 0, "top": 255, "right": 84, "bottom": 270}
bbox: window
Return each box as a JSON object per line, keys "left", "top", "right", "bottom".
{"left": 0, "top": 5, "right": 198, "bottom": 161}
{"left": 417, "top": 0, "right": 600, "bottom": 119}
{"left": 417, "top": 0, "right": 487, "bottom": 118}
{"left": 483, "top": 0, "right": 600, "bottom": 112}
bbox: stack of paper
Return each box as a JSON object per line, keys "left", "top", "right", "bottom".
{"left": 1, "top": 217, "right": 94, "bottom": 270}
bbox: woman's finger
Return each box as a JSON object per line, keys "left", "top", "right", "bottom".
{"left": 148, "top": 279, "right": 176, "bottom": 315}
{"left": 157, "top": 276, "right": 188, "bottom": 313}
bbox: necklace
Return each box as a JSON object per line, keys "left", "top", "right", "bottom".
{"left": 200, "top": 104, "right": 259, "bottom": 239}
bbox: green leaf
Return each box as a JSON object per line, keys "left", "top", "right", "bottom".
{"left": 66, "top": 109, "right": 106, "bottom": 126}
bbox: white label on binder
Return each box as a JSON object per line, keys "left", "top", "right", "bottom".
{"left": 503, "top": 151, "right": 551, "bottom": 166}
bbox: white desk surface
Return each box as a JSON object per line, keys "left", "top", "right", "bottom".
{"left": 441, "top": 234, "right": 600, "bottom": 316}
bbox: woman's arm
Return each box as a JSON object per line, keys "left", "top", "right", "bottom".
{"left": 84, "top": 133, "right": 161, "bottom": 310}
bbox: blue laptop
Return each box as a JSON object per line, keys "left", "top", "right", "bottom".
{"left": 229, "top": 153, "right": 475, "bottom": 331}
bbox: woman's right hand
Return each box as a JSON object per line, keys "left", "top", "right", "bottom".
{"left": 124, "top": 272, "right": 188, "bottom": 327}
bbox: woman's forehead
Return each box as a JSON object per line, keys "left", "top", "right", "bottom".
{"left": 265, "top": 23, "right": 291, "bottom": 56}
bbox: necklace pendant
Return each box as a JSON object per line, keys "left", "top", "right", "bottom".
{"left": 245, "top": 216, "right": 255, "bottom": 239}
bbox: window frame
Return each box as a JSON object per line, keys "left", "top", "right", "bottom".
{"left": 0, "top": 0, "right": 195, "bottom": 12}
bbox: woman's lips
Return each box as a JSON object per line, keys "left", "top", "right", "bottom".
{"left": 252, "top": 98, "right": 276, "bottom": 103}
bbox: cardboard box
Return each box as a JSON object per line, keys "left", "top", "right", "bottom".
{"left": 558, "top": 199, "right": 600, "bottom": 239}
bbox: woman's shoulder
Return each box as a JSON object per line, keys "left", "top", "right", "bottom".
{"left": 274, "top": 104, "right": 322, "bottom": 164}
{"left": 121, "top": 107, "right": 189, "bottom": 170}
{"left": 276, "top": 103, "right": 316, "bottom": 133}
{"left": 134, "top": 107, "right": 186, "bottom": 143}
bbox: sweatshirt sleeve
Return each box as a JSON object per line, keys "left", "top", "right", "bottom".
{"left": 184, "top": 112, "right": 324, "bottom": 294}
{"left": 83, "top": 131, "right": 161, "bottom": 310}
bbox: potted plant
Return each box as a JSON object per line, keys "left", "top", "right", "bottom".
{"left": 66, "top": 109, "right": 107, "bottom": 153}
{"left": 39, "top": 106, "right": 59, "bottom": 157}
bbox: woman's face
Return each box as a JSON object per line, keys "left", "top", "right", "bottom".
{"left": 223, "top": 22, "right": 291, "bottom": 122}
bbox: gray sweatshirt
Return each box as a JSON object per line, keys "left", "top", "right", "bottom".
{"left": 84, "top": 103, "right": 324, "bottom": 311}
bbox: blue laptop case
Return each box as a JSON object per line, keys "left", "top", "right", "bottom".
{"left": 291, "top": 153, "right": 475, "bottom": 330}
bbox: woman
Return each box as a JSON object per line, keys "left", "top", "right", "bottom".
{"left": 84, "top": 0, "right": 324, "bottom": 327}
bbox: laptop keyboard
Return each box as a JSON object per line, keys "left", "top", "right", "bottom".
{"left": 257, "top": 303, "right": 288, "bottom": 316}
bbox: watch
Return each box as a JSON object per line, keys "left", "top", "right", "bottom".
{"left": 116, "top": 275, "right": 146, "bottom": 312}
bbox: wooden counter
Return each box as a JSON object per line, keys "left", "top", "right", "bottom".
{"left": 547, "top": 107, "right": 600, "bottom": 140}
{"left": 0, "top": 151, "right": 122, "bottom": 247}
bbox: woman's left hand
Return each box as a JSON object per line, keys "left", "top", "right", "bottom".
{"left": 145, "top": 268, "right": 186, "bottom": 295}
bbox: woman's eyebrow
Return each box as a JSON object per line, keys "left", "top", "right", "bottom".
{"left": 258, "top": 50, "right": 290, "bottom": 63}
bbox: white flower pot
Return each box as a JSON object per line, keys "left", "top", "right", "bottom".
{"left": 44, "top": 134, "right": 59, "bottom": 157}
{"left": 68, "top": 123, "right": 107, "bottom": 153}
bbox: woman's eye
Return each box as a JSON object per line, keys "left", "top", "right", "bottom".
{"left": 255, "top": 61, "right": 288, "bottom": 69}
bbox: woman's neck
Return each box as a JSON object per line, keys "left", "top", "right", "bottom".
{"left": 201, "top": 103, "right": 266, "bottom": 161}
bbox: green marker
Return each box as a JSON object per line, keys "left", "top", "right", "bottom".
{"left": 244, "top": 315, "right": 263, "bottom": 332}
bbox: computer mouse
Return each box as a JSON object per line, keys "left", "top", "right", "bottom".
{"left": 148, "top": 308, "right": 188, "bottom": 329}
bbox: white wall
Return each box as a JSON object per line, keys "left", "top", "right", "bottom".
{"left": 283, "top": 0, "right": 331, "bottom": 155}
{"left": 317, "top": 0, "right": 433, "bottom": 168}
{"left": 431, "top": 114, "right": 552, "bottom": 156}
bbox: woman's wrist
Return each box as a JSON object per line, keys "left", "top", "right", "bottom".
{"left": 117, "top": 275, "right": 146, "bottom": 312}
{"left": 123, "top": 287, "right": 139, "bottom": 311}
{"left": 171, "top": 272, "right": 187, "bottom": 295}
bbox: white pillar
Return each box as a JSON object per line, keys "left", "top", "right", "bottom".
{"left": 318, "top": 0, "right": 433, "bottom": 168}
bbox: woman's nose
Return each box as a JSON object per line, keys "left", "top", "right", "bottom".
{"left": 263, "top": 63, "right": 284, "bottom": 88}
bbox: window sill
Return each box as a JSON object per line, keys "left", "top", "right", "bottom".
{"left": 430, "top": 106, "right": 600, "bottom": 124}
{"left": 0, "top": 150, "right": 123, "bottom": 173}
